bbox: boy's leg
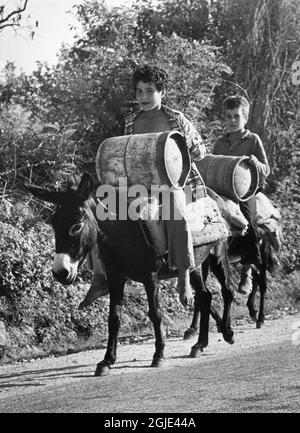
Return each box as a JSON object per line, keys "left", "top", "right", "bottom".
{"left": 238, "top": 196, "right": 261, "bottom": 295}
{"left": 79, "top": 247, "right": 109, "bottom": 309}
{"left": 165, "top": 189, "right": 195, "bottom": 306}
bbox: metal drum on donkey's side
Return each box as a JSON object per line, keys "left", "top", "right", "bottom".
{"left": 195, "top": 154, "right": 259, "bottom": 202}
{"left": 95, "top": 131, "right": 191, "bottom": 189}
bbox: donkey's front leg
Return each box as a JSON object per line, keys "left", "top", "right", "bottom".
{"left": 144, "top": 273, "right": 165, "bottom": 367}
{"left": 189, "top": 269, "right": 212, "bottom": 358}
{"left": 95, "top": 275, "right": 126, "bottom": 376}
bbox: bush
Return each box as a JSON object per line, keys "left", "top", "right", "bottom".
{"left": 0, "top": 103, "right": 80, "bottom": 193}
{"left": 0, "top": 199, "right": 55, "bottom": 298}
{"left": 0, "top": 198, "right": 108, "bottom": 358}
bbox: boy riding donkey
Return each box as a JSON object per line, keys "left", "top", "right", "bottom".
{"left": 80, "top": 64, "right": 207, "bottom": 308}
{"left": 213, "top": 95, "right": 270, "bottom": 295}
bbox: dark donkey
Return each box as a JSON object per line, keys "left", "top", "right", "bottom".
{"left": 184, "top": 226, "right": 277, "bottom": 341}
{"left": 26, "top": 173, "right": 232, "bottom": 376}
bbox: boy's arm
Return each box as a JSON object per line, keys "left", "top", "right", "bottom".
{"left": 124, "top": 115, "right": 131, "bottom": 135}
{"left": 250, "top": 135, "right": 270, "bottom": 177}
{"left": 212, "top": 137, "right": 223, "bottom": 155}
{"left": 178, "top": 113, "right": 206, "bottom": 161}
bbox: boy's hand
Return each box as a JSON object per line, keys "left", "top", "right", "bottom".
{"left": 249, "top": 154, "right": 259, "bottom": 167}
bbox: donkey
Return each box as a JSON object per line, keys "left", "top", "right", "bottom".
{"left": 26, "top": 173, "right": 233, "bottom": 376}
{"left": 183, "top": 225, "right": 277, "bottom": 341}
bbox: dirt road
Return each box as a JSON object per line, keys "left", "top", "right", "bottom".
{"left": 0, "top": 312, "right": 299, "bottom": 413}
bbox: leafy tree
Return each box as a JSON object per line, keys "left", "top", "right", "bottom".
{"left": 1, "top": 0, "right": 299, "bottom": 194}
{"left": 126, "top": 0, "right": 300, "bottom": 196}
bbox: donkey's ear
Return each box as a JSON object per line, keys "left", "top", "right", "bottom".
{"left": 77, "top": 173, "right": 94, "bottom": 203}
{"left": 25, "top": 183, "right": 64, "bottom": 204}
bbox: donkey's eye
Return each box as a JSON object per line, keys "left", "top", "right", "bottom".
{"left": 69, "top": 223, "right": 84, "bottom": 237}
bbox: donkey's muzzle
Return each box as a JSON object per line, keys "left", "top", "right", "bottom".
{"left": 52, "top": 268, "right": 76, "bottom": 285}
{"left": 52, "top": 253, "right": 78, "bottom": 285}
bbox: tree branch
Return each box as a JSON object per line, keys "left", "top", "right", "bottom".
{"left": 0, "top": 0, "right": 29, "bottom": 30}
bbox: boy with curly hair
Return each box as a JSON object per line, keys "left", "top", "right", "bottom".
{"left": 125, "top": 65, "right": 206, "bottom": 306}
{"left": 82, "top": 65, "right": 206, "bottom": 308}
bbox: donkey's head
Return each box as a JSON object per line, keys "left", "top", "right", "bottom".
{"left": 26, "top": 173, "right": 98, "bottom": 285}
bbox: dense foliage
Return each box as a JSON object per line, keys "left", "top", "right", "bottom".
{"left": 0, "top": 0, "right": 299, "bottom": 359}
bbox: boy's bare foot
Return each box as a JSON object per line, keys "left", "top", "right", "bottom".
{"left": 79, "top": 274, "right": 109, "bottom": 309}
{"left": 177, "top": 269, "right": 193, "bottom": 307}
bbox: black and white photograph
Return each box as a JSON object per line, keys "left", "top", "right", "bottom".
{"left": 0, "top": 0, "right": 299, "bottom": 418}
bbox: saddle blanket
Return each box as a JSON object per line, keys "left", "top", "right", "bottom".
{"left": 140, "top": 193, "right": 229, "bottom": 256}
{"left": 256, "top": 192, "right": 281, "bottom": 252}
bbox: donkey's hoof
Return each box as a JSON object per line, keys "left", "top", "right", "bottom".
{"left": 248, "top": 309, "right": 258, "bottom": 322}
{"left": 250, "top": 314, "right": 258, "bottom": 323}
{"left": 189, "top": 346, "right": 203, "bottom": 358}
{"left": 223, "top": 332, "right": 235, "bottom": 345}
{"left": 183, "top": 328, "right": 198, "bottom": 340}
{"left": 151, "top": 356, "right": 165, "bottom": 368}
{"left": 256, "top": 320, "right": 264, "bottom": 329}
{"left": 94, "top": 363, "right": 111, "bottom": 376}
